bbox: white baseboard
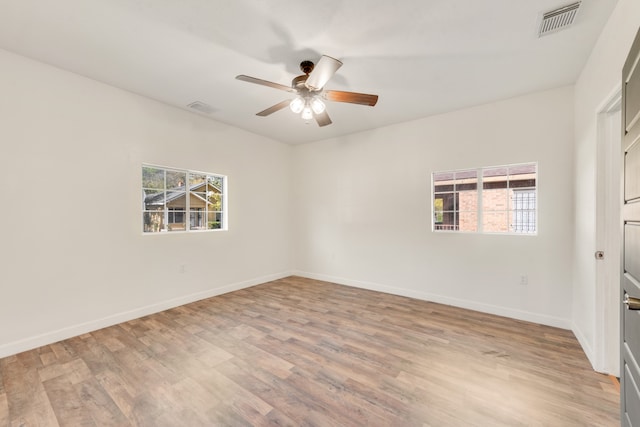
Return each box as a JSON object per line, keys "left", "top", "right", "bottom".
{"left": 0, "top": 271, "right": 292, "bottom": 359}
{"left": 571, "top": 320, "right": 599, "bottom": 372}
{"left": 293, "top": 270, "right": 572, "bottom": 330}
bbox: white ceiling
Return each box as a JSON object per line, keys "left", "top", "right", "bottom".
{"left": 0, "top": 0, "right": 618, "bottom": 144}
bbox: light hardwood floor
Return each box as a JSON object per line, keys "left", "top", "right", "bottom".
{"left": 0, "top": 276, "right": 620, "bottom": 426}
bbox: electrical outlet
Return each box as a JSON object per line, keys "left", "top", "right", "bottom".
{"left": 520, "top": 275, "right": 528, "bottom": 285}
{"left": 179, "top": 264, "right": 186, "bottom": 274}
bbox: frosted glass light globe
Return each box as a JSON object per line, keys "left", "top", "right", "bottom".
{"left": 289, "top": 97, "right": 304, "bottom": 113}
{"left": 310, "top": 97, "right": 326, "bottom": 114}
{"left": 301, "top": 106, "right": 313, "bottom": 121}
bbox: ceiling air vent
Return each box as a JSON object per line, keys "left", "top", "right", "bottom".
{"left": 538, "top": 1, "right": 581, "bottom": 37}
{"left": 187, "top": 101, "right": 216, "bottom": 115}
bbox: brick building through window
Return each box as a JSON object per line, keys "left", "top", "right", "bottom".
{"left": 433, "top": 163, "right": 536, "bottom": 234}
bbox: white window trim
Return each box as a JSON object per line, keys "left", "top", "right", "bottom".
{"left": 432, "top": 162, "right": 538, "bottom": 235}
{"left": 142, "top": 163, "right": 228, "bottom": 234}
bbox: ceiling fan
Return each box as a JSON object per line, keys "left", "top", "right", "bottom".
{"left": 235, "top": 55, "right": 378, "bottom": 127}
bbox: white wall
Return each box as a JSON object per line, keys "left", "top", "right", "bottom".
{"left": 0, "top": 49, "right": 293, "bottom": 357}
{"left": 572, "top": 0, "right": 640, "bottom": 369}
{"left": 292, "top": 86, "right": 575, "bottom": 328}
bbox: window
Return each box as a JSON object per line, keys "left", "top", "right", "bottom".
{"left": 433, "top": 170, "right": 478, "bottom": 231}
{"left": 142, "top": 165, "right": 226, "bottom": 233}
{"left": 432, "top": 163, "right": 537, "bottom": 234}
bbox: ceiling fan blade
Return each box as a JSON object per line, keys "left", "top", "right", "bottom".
{"left": 324, "top": 90, "right": 378, "bottom": 106}
{"left": 305, "top": 55, "right": 343, "bottom": 91}
{"left": 256, "top": 100, "right": 292, "bottom": 116}
{"left": 236, "top": 75, "right": 296, "bottom": 93}
{"left": 314, "top": 110, "right": 332, "bottom": 127}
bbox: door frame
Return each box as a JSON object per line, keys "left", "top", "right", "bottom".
{"left": 595, "top": 85, "right": 622, "bottom": 376}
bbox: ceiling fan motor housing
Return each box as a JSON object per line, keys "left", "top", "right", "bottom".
{"left": 300, "top": 60, "right": 315, "bottom": 74}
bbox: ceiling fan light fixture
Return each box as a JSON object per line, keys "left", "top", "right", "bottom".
{"left": 236, "top": 55, "right": 379, "bottom": 127}
{"left": 310, "top": 97, "right": 326, "bottom": 114}
{"left": 289, "top": 96, "right": 304, "bottom": 113}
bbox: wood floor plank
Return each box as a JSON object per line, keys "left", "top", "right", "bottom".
{"left": 75, "top": 377, "right": 130, "bottom": 425}
{"left": 95, "top": 370, "right": 136, "bottom": 420}
{"left": 42, "top": 375, "right": 96, "bottom": 427}
{"left": 1, "top": 355, "right": 59, "bottom": 426}
{"left": 0, "top": 276, "right": 621, "bottom": 425}
{"left": 0, "top": 391, "right": 8, "bottom": 427}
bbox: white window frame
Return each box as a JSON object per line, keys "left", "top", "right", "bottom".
{"left": 432, "top": 162, "right": 537, "bottom": 235}
{"left": 142, "top": 164, "right": 227, "bottom": 234}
